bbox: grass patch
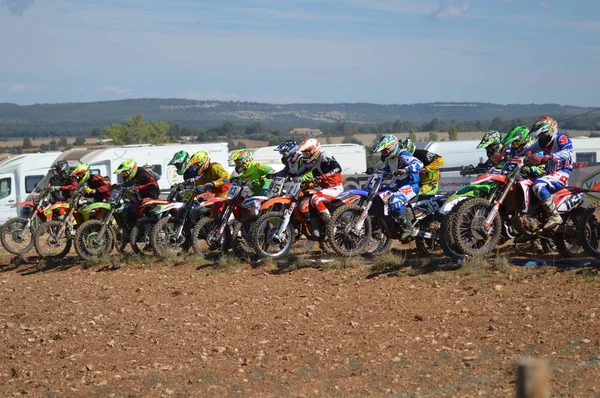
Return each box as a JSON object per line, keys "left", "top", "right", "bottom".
{"left": 215, "top": 255, "right": 241, "bottom": 270}
{"left": 371, "top": 253, "right": 406, "bottom": 274}
{"left": 321, "top": 256, "right": 364, "bottom": 271}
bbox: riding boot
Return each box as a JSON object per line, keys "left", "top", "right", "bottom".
{"left": 540, "top": 196, "right": 562, "bottom": 230}
{"left": 396, "top": 212, "right": 416, "bottom": 241}
{"left": 318, "top": 209, "right": 331, "bottom": 224}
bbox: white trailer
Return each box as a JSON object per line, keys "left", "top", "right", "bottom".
{"left": 0, "top": 152, "right": 62, "bottom": 224}
{"left": 228, "top": 143, "right": 367, "bottom": 175}
{"left": 80, "top": 142, "right": 229, "bottom": 191}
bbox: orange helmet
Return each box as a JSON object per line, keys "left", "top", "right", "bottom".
{"left": 298, "top": 138, "right": 322, "bottom": 164}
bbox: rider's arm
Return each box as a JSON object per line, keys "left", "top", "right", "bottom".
{"left": 400, "top": 152, "right": 424, "bottom": 173}
{"left": 549, "top": 134, "right": 574, "bottom": 163}
{"left": 208, "top": 163, "right": 230, "bottom": 188}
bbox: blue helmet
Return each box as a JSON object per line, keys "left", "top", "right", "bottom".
{"left": 275, "top": 140, "right": 299, "bottom": 160}
{"left": 372, "top": 135, "right": 401, "bottom": 163}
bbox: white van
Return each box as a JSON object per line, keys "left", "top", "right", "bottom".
{"left": 0, "top": 152, "right": 62, "bottom": 224}
{"left": 80, "top": 142, "right": 229, "bottom": 192}
{"left": 228, "top": 143, "right": 367, "bottom": 175}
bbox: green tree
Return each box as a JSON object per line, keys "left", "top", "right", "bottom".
{"left": 104, "top": 114, "right": 170, "bottom": 145}
{"left": 428, "top": 132, "right": 438, "bottom": 142}
{"left": 448, "top": 123, "right": 458, "bottom": 141}
{"left": 73, "top": 136, "right": 86, "bottom": 146}
{"left": 58, "top": 137, "right": 68, "bottom": 147}
{"left": 244, "top": 122, "right": 264, "bottom": 135}
{"left": 409, "top": 129, "right": 417, "bottom": 142}
{"left": 22, "top": 137, "right": 32, "bottom": 148}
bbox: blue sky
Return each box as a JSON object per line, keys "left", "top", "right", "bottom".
{"left": 1, "top": 0, "right": 599, "bottom": 106}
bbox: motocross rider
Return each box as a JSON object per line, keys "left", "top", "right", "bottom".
{"left": 503, "top": 126, "right": 545, "bottom": 177}
{"left": 48, "top": 160, "right": 79, "bottom": 202}
{"left": 372, "top": 135, "right": 424, "bottom": 241}
{"left": 273, "top": 140, "right": 313, "bottom": 182}
{"left": 522, "top": 115, "right": 574, "bottom": 230}
{"left": 297, "top": 138, "right": 343, "bottom": 224}
{"left": 71, "top": 163, "right": 112, "bottom": 202}
{"left": 168, "top": 150, "right": 196, "bottom": 181}
{"left": 474, "top": 131, "right": 505, "bottom": 172}
{"left": 400, "top": 138, "right": 444, "bottom": 195}
{"left": 113, "top": 158, "right": 160, "bottom": 224}
{"left": 230, "top": 149, "right": 275, "bottom": 196}
{"left": 184, "top": 150, "right": 231, "bottom": 198}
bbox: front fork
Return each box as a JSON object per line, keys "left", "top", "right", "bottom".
{"left": 353, "top": 200, "right": 372, "bottom": 233}
{"left": 275, "top": 203, "right": 297, "bottom": 240}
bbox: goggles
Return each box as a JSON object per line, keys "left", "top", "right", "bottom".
{"left": 511, "top": 140, "right": 522, "bottom": 149}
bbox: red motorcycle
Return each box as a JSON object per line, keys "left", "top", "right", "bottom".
{"left": 450, "top": 156, "right": 600, "bottom": 257}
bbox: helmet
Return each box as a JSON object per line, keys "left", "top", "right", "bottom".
{"left": 530, "top": 115, "right": 558, "bottom": 148}
{"left": 187, "top": 150, "right": 210, "bottom": 174}
{"left": 168, "top": 150, "right": 190, "bottom": 176}
{"left": 504, "top": 126, "right": 532, "bottom": 152}
{"left": 51, "top": 160, "right": 70, "bottom": 178}
{"left": 399, "top": 138, "right": 416, "bottom": 155}
{"left": 298, "top": 138, "right": 322, "bottom": 164}
{"left": 231, "top": 149, "right": 253, "bottom": 171}
{"left": 372, "top": 135, "right": 400, "bottom": 163}
{"left": 113, "top": 158, "right": 138, "bottom": 182}
{"left": 476, "top": 131, "right": 502, "bottom": 150}
{"left": 275, "top": 140, "right": 299, "bottom": 161}
{"left": 71, "top": 163, "right": 91, "bottom": 185}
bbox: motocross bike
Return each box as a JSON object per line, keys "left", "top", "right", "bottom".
{"left": 128, "top": 183, "right": 183, "bottom": 255}
{"left": 450, "top": 156, "right": 600, "bottom": 258}
{"left": 150, "top": 185, "right": 215, "bottom": 258}
{"left": 1, "top": 188, "right": 57, "bottom": 255}
{"left": 250, "top": 179, "right": 359, "bottom": 260}
{"left": 32, "top": 186, "right": 90, "bottom": 259}
{"left": 327, "top": 169, "right": 449, "bottom": 257}
{"left": 73, "top": 187, "right": 139, "bottom": 260}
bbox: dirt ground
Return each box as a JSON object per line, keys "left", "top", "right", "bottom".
{"left": 0, "top": 246, "right": 599, "bottom": 398}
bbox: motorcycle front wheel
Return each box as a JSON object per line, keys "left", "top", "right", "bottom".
{"left": 452, "top": 197, "right": 502, "bottom": 257}
{"left": 1, "top": 217, "right": 37, "bottom": 255}
{"left": 251, "top": 211, "right": 294, "bottom": 260}
{"left": 326, "top": 204, "right": 372, "bottom": 257}
{"left": 74, "top": 220, "right": 115, "bottom": 260}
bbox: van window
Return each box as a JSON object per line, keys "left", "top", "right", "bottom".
{"left": 0, "top": 177, "right": 11, "bottom": 200}
{"left": 25, "top": 175, "right": 44, "bottom": 193}
{"left": 576, "top": 152, "right": 596, "bottom": 163}
{"left": 91, "top": 169, "right": 101, "bottom": 175}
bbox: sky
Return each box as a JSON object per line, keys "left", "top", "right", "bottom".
{"left": 0, "top": 0, "right": 599, "bottom": 106}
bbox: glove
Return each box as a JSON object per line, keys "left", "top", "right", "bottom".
{"left": 50, "top": 186, "right": 61, "bottom": 192}
{"left": 419, "top": 168, "right": 428, "bottom": 175}
{"left": 365, "top": 167, "right": 374, "bottom": 175}
{"left": 203, "top": 182, "right": 215, "bottom": 190}
{"left": 491, "top": 153, "right": 504, "bottom": 163}
{"left": 521, "top": 166, "right": 533, "bottom": 175}
{"left": 110, "top": 184, "right": 120, "bottom": 190}
{"left": 394, "top": 169, "right": 408, "bottom": 177}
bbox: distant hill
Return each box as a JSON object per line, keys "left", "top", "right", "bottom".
{"left": 0, "top": 99, "right": 594, "bottom": 125}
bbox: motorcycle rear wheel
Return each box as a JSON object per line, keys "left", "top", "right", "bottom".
{"left": 577, "top": 206, "right": 600, "bottom": 259}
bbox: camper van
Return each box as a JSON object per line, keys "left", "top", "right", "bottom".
{"left": 80, "top": 142, "right": 229, "bottom": 191}
{"left": 228, "top": 143, "right": 367, "bottom": 175}
{"left": 0, "top": 152, "right": 62, "bottom": 224}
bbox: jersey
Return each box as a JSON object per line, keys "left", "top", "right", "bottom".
{"left": 412, "top": 149, "right": 444, "bottom": 186}
{"left": 49, "top": 175, "right": 79, "bottom": 202}
{"left": 189, "top": 162, "right": 231, "bottom": 196}
{"left": 236, "top": 161, "right": 274, "bottom": 195}
{"left": 306, "top": 152, "right": 342, "bottom": 189}
{"left": 124, "top": 167, "right": 160, "bottom": 199}
{"left": 382, "top": 150, "right": 423, "bottom": 190}
{"left": 521, "top": 132, "right": 574, "bottom": 174}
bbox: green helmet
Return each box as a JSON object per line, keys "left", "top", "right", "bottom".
{"left": 503, "top": 126, "right": 532, "bottom": 152}
{"left": 114, "top": 158, "right": 138, "bottom": 182}
{"left": 476, "top": 131, "right": 502, "bottom": 150}
{"left": 399, "top": 138, "right": 416, "bottom": 155}
{"left": 71, "top": 163, "right": 91, "bottom": 185}
{"left": 168, "top": 150, "right": 190, "bottom": 176}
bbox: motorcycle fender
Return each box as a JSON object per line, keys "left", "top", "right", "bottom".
{"left": 260, "top": 197, "right": 292, "bottom": 211}
{"left": 438, "top": 196, "right": 468, "bottom": 215}
{"left": 242, "top": 196, "right": 268, "bottom": 208}
{"left": 81, "top": 202, "right": 112, "bottom": 213}
{"left": 152, "top": 202, "right": 185, "bottom": 215}
{"left": 556, "top": 193, "right": 584, "bottom": 213}
{"left": 338, "top": 189, "right": 369, "bottom": 199}
{"left": 16, "top": 201, "right": 35, "bottom": 208}
{"left": 43, "top": 203, "right": 70, "bottom": 216}
{"left": 472, "top": 174, "right": 508, "bottom": 184}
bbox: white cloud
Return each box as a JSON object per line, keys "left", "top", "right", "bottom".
{"left": 429, "top": 0, "right": 471, "bottom": 20}
{"left": 0, "top": 82, "right": 45, "bottom": 93}
{"left": 101, "top": 86, "right": 132, "bottom": 95}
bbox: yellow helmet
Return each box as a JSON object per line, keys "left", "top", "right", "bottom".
{"left": 186, "top": 150, "right": 210, "bottom": 174}
{"left": 231, "top": 149, "right": 253, "bottom": 171}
